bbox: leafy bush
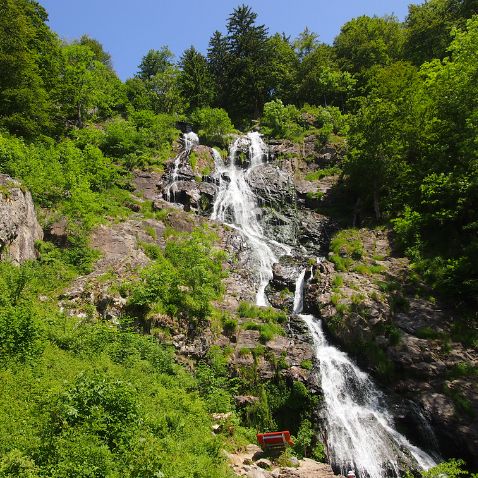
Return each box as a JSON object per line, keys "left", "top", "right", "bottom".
{"left": 190, "top": 107, "right": 235, "bottom": 146}
{"left": 0, "top": 307, "right": 41, "bottom": 364}
{"left": 260, "top": 100, "right": 303, "bottom": 140}
{"left": 102, "top": 111, "right": 179, "bottom": 168}
{"left": 128, "top": 227, "right": 225, "bottom": 322}
{"left": 237, "top": 302, "right": 287, "bottom": 323}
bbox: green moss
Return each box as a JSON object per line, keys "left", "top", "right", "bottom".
{"left": 300, "top": 359, "right": 313, "bottom": 370}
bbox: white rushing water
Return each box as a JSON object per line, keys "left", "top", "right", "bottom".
{"left": 188, "top": 132, "right": 438, "bottom": 478}
{"left": 293, "top": 270, "right": 437, "bottom": 478}
{"left": 166, "top": 131, "right": 199, "bottom": 201}
{"left": 211, "top": 132, "right": 281, "bottom": 305}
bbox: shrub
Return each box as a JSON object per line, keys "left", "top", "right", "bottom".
{"left": 261, "top": 100, "right": 303, "bottom": 140}
{"left": 0, "top": 307, "right": 41, "bottom": 363}
{"left": 48, "top": 372, "right": 139, "bottom": 449}
{"left": 237, "top": 302, "right": 287, "bottom": 323}
{"left": 128, "top": 227, "right": 225, "bottom": 322}
{"left": 190, "top": 107, "right": 235, "bottom": 146}
{"left": 222, "top": 316, "right": 238, "bottom": 335}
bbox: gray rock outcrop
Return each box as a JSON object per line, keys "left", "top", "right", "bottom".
{"left": 0, "top": 174, "right": 43, "bottom": 264}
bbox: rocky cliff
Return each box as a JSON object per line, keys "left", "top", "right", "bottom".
{"left": 44, "top": 133, "right": 477, "bottom": 471}
{"left": 0, "top": 174, "right": 43, "bottom": 264}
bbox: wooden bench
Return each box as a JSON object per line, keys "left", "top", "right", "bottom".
{"left": 257, "top": 431, "right": 294, "bottom": 454}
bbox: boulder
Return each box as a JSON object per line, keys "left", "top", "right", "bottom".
{"left": 0, "top": 174, "right": 43, "bottom": 264}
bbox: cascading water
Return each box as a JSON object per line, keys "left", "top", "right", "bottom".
{"left": 166, "top": 131, "right": 199, "bottom": 201}
{"left": 198, "top": 132, "right": 438, "bottom": 477}
{"left": 293, "top": 270, "right": 437, "bottom": 478}
{"left": 211, "top": 132, "right": 286, "bottom": 306}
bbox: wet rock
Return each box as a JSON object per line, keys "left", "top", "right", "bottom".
{"left": 296, "top": 210, "right": 333, "bottom": 255}
{"left": 165, "top": 180, "right": 217, "bottom": 214}
{"left": 247, "top": 163, "right": 295, "bottom": 208}
{"left": 0, "top": 174, "right": 43, "bottom": 264}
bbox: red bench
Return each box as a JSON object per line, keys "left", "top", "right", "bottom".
{"left": 257, "top": 431, "right": 294, "bottom": 453}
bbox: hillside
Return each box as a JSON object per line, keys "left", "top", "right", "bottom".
{"left": 0, "top": 1, "right": 477, "bottom": 477}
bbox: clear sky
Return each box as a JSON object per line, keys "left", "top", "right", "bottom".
{"left": 38, "top": 0, "right": 421, "bottom": 80}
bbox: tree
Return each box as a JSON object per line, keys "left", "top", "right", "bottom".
{"left": 267, "top": 33, "right": 299, "bottom": 104}
{"left": 136, "top": 47, "right": 174, "bottom": 80}
{"left": 334, "top": 15, "right": 405, "bottom": 85}
{"left": 225, "top": 5, "right": 270, "bottom": 120}
{"left": 344, "top": 61, "right": 419, "bottom": 220}
{"left": 207, "top": 31, "right": 230, "bottom": 108}
{"left": 0, "top": 0, "right": 60, "bottom": 137}
{"left": 297, "top": 44, "right": 355, "bottom": 107}
{"left": 54, "top": 44, "right": 124, "bottom": 128}
{"left": 77, "top": 34, "right": 113, "bottom": 69}
{"left": 404, "top": 0, "right": 478, "bottom": 65}
{"left": 207, "top": 5, "right": 271, "bottom": 123}
{"left": 179, "top": 46, "right": 215, "bottom": 111}
{"left": 294, "top": 27, "right": 320, "bottom": 61}
{"left": 146, "top": 67, "right": 185, "bottom": 115}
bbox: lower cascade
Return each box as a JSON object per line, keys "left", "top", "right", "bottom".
{"left": 293, "top": 270, "right": 437, "bottom": 478}
{"left": 170, "top": 132, "right": 439, "bottom": 478}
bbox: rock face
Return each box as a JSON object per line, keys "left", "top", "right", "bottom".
{"left": 305, "top": 228, "right": 478, "bottom": 467}
{"left": 0, "top": 174, "right": 43, "bottom": 264}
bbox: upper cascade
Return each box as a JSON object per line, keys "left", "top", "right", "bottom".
{"left": 184, "top": 131, "right": 199, "bottom": 151}
{"left": 211, "top": 132, "right": 288, "bottom": 306}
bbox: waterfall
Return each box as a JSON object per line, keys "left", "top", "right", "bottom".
{"left": 211, "top": 132, "right": 284, "bottom": 306}
{"left": 292, "top": 268, "right": 306, "bottom": 314}
{"left": 168, "top": 131, "right": 439, "bottom": 478}
{"left": 293, "top": 269, "right": 437, "bottom": 478}
{"left": 166, "top": 131, "right": 199, "bottom": 201}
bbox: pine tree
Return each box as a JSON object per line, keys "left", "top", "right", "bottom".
{"left": 179, "top": 47, "right": 214, "bottom": 111}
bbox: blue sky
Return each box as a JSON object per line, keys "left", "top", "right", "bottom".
{"left": 38, "top": 0, "right": 421, "bottom": 80}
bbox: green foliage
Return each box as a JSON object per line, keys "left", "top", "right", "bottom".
{"left": 261, "top": 100, "right": 303, "bottom": 140}
{"left": 179, "top": 47, "right": 215, "bottom": 111}
{"left": 346, "top": 17, "right": 478, "bottom": 304}
{"left": 334, "top": 15, "right": 405, "bottom": 83}
{"left": 261, "top": 100, "right": 348, "bottom": 142}
{"left": 0, "top": 0, "right": 60, "bottom": 137}
{"left": 128, "top": 227, "right": 225, "bottom": 322}
{"left": 305, "top": 167, "right": 341, "bottom": 181}
{"left": 300, "top": 360, "right": 313, "bottom": 370}
{"left": 190, "top": 107, "right": 235, "bottom": 146}
{"left": 238, "top": 302, "right": 287, "bottom": 323}
{"left": 294, "top": 419, "right": 316, "bottom": 458}
{"left": 222, "top": 316, "right": 238, "bottom": 334}
{"left": 101, "top": 111, "right": 179, "bottom": 168}
{"left": 0, "top": 306, "right": 41, "bottom": 364}
{"left": 208, "top": 5, "right": 271, "bottom": 124}
{"left": 421, "top": 459, "right": 470, "bottom": 478}
{"left": 136, "top": 47, "right": 174, "bottom": 80}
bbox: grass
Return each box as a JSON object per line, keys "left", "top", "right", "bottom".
{"left": 242, "top": 321, "right": 284, "bottom": 344}
{"left": 446, "top": 362, "right": 478, "bottom": 379}
{"left": 237, "top": 302, "right": 287, "bottom": 323}
{"left": 304, "top": 166, "right": 341, "bottom": 181}
{"left": 300, "top": 359, "right": 313, "bottom": 370}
